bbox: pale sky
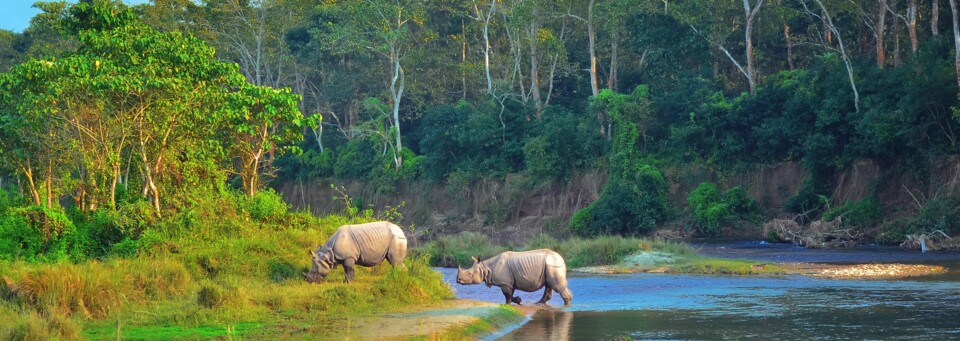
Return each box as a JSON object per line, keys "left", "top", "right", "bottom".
{"left": 1, "top": 0, "right": 150, "bottom": 33}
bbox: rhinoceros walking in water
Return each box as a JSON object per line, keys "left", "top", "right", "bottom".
{"left": 456, "top": 249, "right": 573, "bottom": 306}
{"left": 305, "top": 221, "right": 407, "bottom": 283}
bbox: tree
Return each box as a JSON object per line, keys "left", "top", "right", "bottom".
{"left": 227, "top": 85, "right": 314, "bottom": 197}
{"left": 317, "top": 0, "right": 427, "bottom": 168}
{"left": 952, "top": 0, "right": 960, "bottom": 90}
{"left": 678, "top": 0, "right": 766, "bottom": 94}
{"left": 1, "top": 0, "right": 309, "bottom": 216}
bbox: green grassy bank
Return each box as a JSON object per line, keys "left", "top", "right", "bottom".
{"left": 0, "top": 188, "right": 464, "bottom": 340}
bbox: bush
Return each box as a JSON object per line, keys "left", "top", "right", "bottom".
{"left": 823, "top": 198, "right": 883, "bottom": 229}
{"left": 572, "top": 87, "right": 673, "bottom": 236}
{"left": 0, "top": 206, "right": 84, "bottom": 261}
{"left": 570, "top": 163, "right": 673, "bottom": 236}
{"left": 905, "top": 194, "right": 960, "bottom": 236}
{"left": 246, "top": 188, "right": 290, "bottom": 223}
{"left": 687, "top": 182, "right": 761, "bottom": 236}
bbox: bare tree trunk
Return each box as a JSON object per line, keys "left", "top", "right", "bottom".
{"left": 894, "top": 31, "right": 902, "bottom": 67}
{"left": 45, "top": 161, "right": 52, "bottom": 208}
{"left": 545, "top": 13, "right": 569, "bottom": 107}
{"left": 139, "top": 142, "right": 161, "bottom": 218}
{"left": 110, "top": 163, "right": 119, "bottom": 209}
{"left": 824, "top": 9, "right": 833, "bottom": 45}
{"left": 389, "top": 45, "right": 405, "bottom": 168}
{"left": 607, "top": 30, "right": 620, "bottom": 91}
{"left": 587, "top": 0, "right": 599, "bottom": 97}
{"left": 22, "top": 164, "right": 41, "bottom": 206}
{"left": 907, "top": 0, "right": 918, "bottom": 53}
{"left": 934, "top": 0, "right": 941, "bottom": 36}
{"left": 878, "top": 2, "right": 887, "bottom": 68}
{"left": 785, "top": 24, "right": 795, "bottom": 70}
{"left": 529, "top": 20, "right": 543, "bottom": 119}
{"left": 950, "top": 0, "right": 960, "bottom": 90}
{"left": 808, "top": 0, "right": 860, "bottom": 112}
{"left": 502, "top": 12, "right": 527, "bottom": 101}
{"left": 461, "top": 19, "right": 467, "bottom": 100}
{"left": 481, "top": 0, "right": 496, "bottom": 94}
{"left": 744, "top": 0, "right": 761, "bottom": 94}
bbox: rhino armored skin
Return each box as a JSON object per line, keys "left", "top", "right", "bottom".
{"left": 306, "top": 221, "right": 407, "bottom": 283}
{"left": 456, "top": 249, "right": 573, "bottom": 306}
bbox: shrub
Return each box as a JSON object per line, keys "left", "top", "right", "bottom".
{"left": 246, "top": 188, "right": 290, "bottom": 223}
{"left": 197, "top": 281, "right": 226, "bottom": 309}
{"left": 687, "top": 182, "right": 761, "bottom": 236}
{"left": 570, "top": 164, "right": 673, "bottom": 236}
{"left": 905, "top": 194, "right": 960, "bottom": 236}
{"left": 0, "top": 206, "right": 84, "bottom": 261}
{"left": 572, "top": 87, "right": 673, "bottom": 236}
{"left": 823, "top": 198, "right": 883, "bottom": 229}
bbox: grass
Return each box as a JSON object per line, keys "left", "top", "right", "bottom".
{"left": 667, "top": 256, "right": 784, "bottom": 275}
{"left": 416, "top": 305, "right": 524, "bottom": 341}
{"left": 0, "top": 208, "right": 456, "bottom": 340}
{"left": 425, "top": 232, "right": 782, "bottom": 275}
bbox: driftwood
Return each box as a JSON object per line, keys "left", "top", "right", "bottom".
{"left": 901, "top": 230, "right": 959, "bottom": 251}
{"left": 764, "top": 216, "right": 862, "bottom": 248}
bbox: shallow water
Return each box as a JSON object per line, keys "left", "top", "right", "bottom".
{"left": 439, "top": 244, "right": 960, "bottom": 340}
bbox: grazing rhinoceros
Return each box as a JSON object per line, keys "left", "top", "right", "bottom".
{"left": 456, "top": 249, "right": 573, "bottom": 306}
{"left": 305, "top": 221, "right": 407, "bottom": 283}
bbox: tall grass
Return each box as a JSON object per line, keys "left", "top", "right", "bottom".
{"left": 0, "top": 190, "right": 455, "bottom": 339}
{"left": 424, "top": 232, "right": 508, "bottom": 267}
{"left": 427, "top": 232, "right": 700, "bottom": 268}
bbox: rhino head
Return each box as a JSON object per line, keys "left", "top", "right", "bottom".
{"left": 456, "top": 256, "right": 484, "bottom": 285}
{"left": 305, "top": 249, "right": 333, "bottom": 284}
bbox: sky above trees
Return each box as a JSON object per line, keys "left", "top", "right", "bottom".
{"left": 0, "top": 0, "right": 148, "bottom": 32}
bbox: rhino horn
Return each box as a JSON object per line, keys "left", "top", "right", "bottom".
{"left": 310, "top": 250, "right": 318, "bottom": 258}
{"left": 471, "top": 256, "right": 479, "bottom": 263}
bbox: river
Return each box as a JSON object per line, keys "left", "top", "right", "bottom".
{"left": 438, "top": 242, "right": 960, "bottom": 340}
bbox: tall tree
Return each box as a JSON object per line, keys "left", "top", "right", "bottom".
{"left": 679, "top": 0, "right": 765, "bottom": 94}
{"left": 319, "top": 0, "right": 427, "bottom": 168}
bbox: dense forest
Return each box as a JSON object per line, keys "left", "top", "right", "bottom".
{"left": 3, "top": 0, "right": 960, "bottom": 255}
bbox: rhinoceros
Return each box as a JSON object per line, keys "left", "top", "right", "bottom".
{"left": 305, "top": 221, "right": 407, "bottom": 283}
{"left": 456, "top": 249, "right": 573, "bottom": 306}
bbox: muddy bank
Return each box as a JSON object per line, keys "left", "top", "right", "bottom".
{"left": 348, "top": 299, "right": 523, "bottom": 340}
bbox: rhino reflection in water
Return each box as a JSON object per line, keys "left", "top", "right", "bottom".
{"left": 456, "top": 249, "right": 573, "bottom": 306}
{"left": 305, "top": 221, "right": 407, "bottom": 283}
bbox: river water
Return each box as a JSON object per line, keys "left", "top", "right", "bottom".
{"left": 438, "top": 243, "right": 960, "bottom": 340}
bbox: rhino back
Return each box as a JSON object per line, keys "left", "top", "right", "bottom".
{"left": 505, "top": 251, "right": 548, "bottom": 292}
{"left": 344, "top": 222, "right": 395, "bottom": 266}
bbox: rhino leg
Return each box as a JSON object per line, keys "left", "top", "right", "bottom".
{"left": 342, "top": 258, "right": 356, "bottom": 283}
{"left": 536, "top": 287, "right": 553, "bottom": 304}
{"left": 500, "top": 286, "right": 519, "bottom": 305}
{"left": 559, "top": 287, "right": 573, "bottom": 306}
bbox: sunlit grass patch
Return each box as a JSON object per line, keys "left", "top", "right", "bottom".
{"left": 669, "top": 256, "right": 784, "bottom": 275}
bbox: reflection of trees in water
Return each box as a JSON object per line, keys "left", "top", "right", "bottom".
{"left": 509, "top": 310, "right": 573, "bottom": 341}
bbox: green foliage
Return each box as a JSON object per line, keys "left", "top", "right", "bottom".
{"left": 687, "top": 182, "right": 761, "bottom": 236}
{"left": 823, "top": 198, "right": 883, "bottom": 230}
{"left": 0, "top": 206, "right": 82, "bottom": 262}
{"left": 243, "top": 189, "right": 290, "bottom": 224}
{"left": 785, "top": 179, "right": 831, "bottom": 218}
{"left": 904, "top": 195, "right": 960, "bottom": 236}
{"left": 572, "top": 86, "right": 673, "bottom": 236}
{"left": 526, "top": 235, "right": 646, "bottom": 268}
